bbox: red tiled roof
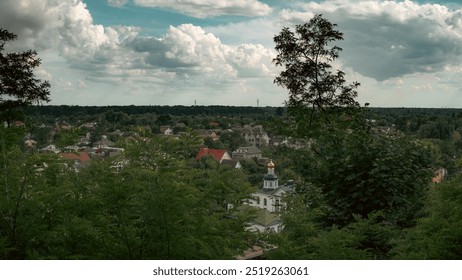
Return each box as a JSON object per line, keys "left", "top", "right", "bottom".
{"left": 60, "top": 152, "right": 91, "bottom": 162}
{"left": 196, "top": 147, "right": 227, "bottom": 161}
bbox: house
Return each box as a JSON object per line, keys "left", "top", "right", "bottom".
{"left": 221, "top": 159, "right": 242, "bottom": 169}
{"left": 270, "top": 136, "right": 306, "bottom": 149}
{"left": 78, "top": 132, "right": 91, "bottom": 146}
{"left": 160, "top": 126, "right": 174, "bottom": 135}
{"left": 195, "top": 147, "right": 231, "bottom": 163}
{"left": 60, "top": 151, "right": 90, "bottom": 163}
{"left": 40, "top": 144, "right": 61, "bottom": 154}
{"left": 79, "top": 122, "right": 97, "bottom": 129}
{"left": 60, "top": 151, "right": 91, "bottom": 171}
{"left": 63, "top": 145, "right": 80, "bottom": 152}
{"left": 93, "top": 146, "right": 125, "bottom": 158}
{"left": 242, "top": 125, "right": 270, "bottom": 147}
{"left": 245, "top": 207, "right": 283, "bottom": 233}
{"left": 195, "top": 129, "right": 220, "bottom": 141}
{"left": 55, "top": 120, "right": 72, "bottom": 131}
{"left": 232, "top": 146, "right": 262, "bottom": 159}
{"left": 93, "top": 135, "right": 115, "bottom": 148}
{"left": 245, "top": 160, "right": 295, "bottom": 233}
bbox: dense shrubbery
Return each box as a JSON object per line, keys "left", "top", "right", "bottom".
{"left": 0, "top": 127, "right": 255, "bottom": 259}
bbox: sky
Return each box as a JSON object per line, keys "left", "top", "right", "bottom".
{"left": 2, "top": 0, "right": 462, "bottom": 107}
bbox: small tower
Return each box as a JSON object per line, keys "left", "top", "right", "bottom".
{"left": 263, "top": 160, "right": 278, "bottom": 189}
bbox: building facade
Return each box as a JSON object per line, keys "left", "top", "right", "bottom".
{"left": 245, "top": 160, "right": 295, "bottom": 233}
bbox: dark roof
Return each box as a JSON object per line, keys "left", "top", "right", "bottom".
{"left": 236, "top": 205, "right": 282, "bottom": 227}
{"left": 221, "top": 159, "right": 240, "bottom": 168}
{"left": 256, "top": 184, "right": 295, "bottom": 196}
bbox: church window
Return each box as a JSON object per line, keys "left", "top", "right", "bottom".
{"left": 263, "top": 198, "right": 267, "bottom": 206}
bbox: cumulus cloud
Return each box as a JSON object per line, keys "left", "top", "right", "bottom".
{"left": 1, "top": 0, "right": 150, "bottom": 82}
{"left": 1, "top": 0, "right": 276, "bottom": 81}
{"left": 0, "top": 0, "right": 279, "bottom": 105}
{"left": 229, "top": 44, "right": 275, "bottom": 77}
{"left": 278, "top": 0, "right": 462, "bottom": 81}
{"left": 1, "top": 1, "right": 131, "bottom": 58}
{"left": 132, "top": 0, "right": 272, "bottom": 18}
{"left": 0, "top": 0, "right": 54, "bottom": 50}
{"left": 127, "top": 24, "right": 276, "bottom": 81}
{"left": 107, "top": 0, "right": 128, "bottom": 7}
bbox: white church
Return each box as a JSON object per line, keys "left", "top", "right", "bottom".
{"left": 245, "top": 160, "right": 295, "bottom": 233}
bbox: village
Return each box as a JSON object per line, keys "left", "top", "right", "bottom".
{"left": 2, "top": 0, "right": 462, "bottom": 266}
{"left": 2, "top": 106, "right": 460, "bottom": 260}
{"left": 9, "top": 113, "right": 300, "bottom": 241}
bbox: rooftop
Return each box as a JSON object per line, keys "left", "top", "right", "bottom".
{"left": 195, "top": 147, "right": 228, "bottom": 161}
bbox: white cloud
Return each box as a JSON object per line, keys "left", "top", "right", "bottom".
{"left": 107, "top": 0, "right": 128, "bottom": 7}
{"left": 278, "top": 0, "right": 462, "bottom": 81}
{"left": 229, "top": 44, "right": 276, "bottom": 77}
{"left": 0, "top": 0, "right": 54, "bottom": 50}
{"left": 0, "top": 0, "right": 139, "bottom": 68}
{"left": 132, "top": 0, "right": 272, "bottom": 18}
{"left": 128, "top": 23, "right": 276, "bottom": 81}
{"left": 1, "top": 0, "right": 277, "bottom": 84}
{"left": 34, "top": 68, "right": 54, "bottom": 85}
{"left": 205, "top": 18, "right": 279, "bottom": 46}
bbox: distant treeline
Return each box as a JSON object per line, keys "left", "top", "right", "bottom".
{"left": 24, "top": 105, "right": 286, "bottom": 117}
{"left": 23, "top": 105, "right": 462, "bottom": 120}
{"left": 368, "top": 107, "right": 462, "bottom": 118}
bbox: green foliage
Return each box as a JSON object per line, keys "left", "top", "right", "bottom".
{"left": 219, "top": 130, "right": 247, "bottom": 152}
{"left": 269, "top": 195, "right": 395, "bottom": 259}
{"left": 272, "top": 13, "right": 434, "bottom": 229}
{"left": 0, "top": 131, "right": 254, "bottom": 259}
{"left": 0, "top": 130, "right": 71, "bottom": 258}
{"left": 262, "top": 15, "right": 440, "bottom": 260}
{"left": 392, "top": 177, "right": 462, "bottom": 259}
{"left": 0, "top": 29, "right": 51, "bottom": 126}
{"left": 29, "top": 126, "right": 53, "bottom": 147}
{"left": 345, "top": 212, "right": 398, "bottom": 259}
{"left": 53, "top": 128, "right": 82, "bottom": 148}
{"left": 2, "top": 14, "right": 459, "bottom": 260}
{"left": 309, "top": 130, "right": 433, "bottom": 227}
{"left": 273, "top": 14, "right": 361, "bottom": 136}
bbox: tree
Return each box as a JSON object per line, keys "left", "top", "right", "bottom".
{"left": 0, "top": 29, "right": 51, "bottom": 127}
{"left": 312, "top": 133, "right": 432, "bottom": 227}
{"left": 266, "top": 16, "right": 436, "bottom": 260}
{"left": 273, "top": 14, "right": 360, "bottom": 135}
{"left": 392, "top": 176, "right": 462, "bottom": 259}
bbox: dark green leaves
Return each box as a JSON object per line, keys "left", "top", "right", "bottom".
{"left": 273, "top": 14, "right": 360, "bottom": 127}
{"left": 0, "top": 29, "right": 51, "bottom": 127}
